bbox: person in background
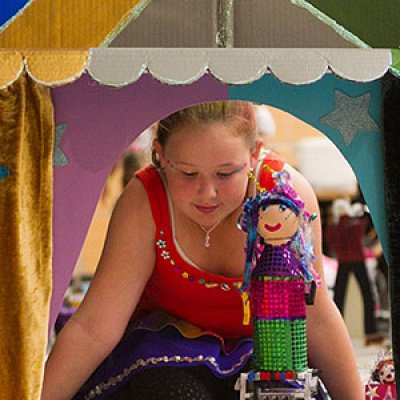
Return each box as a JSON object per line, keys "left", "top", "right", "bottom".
{"left": 326, "top": 198, "right": 384, "bottom": 346}
{"left": 122, "top": 125, "right": 154, "bottom": 188}
{"left": 41, "top": 102, "right": 364, "bottom": 400}
{"left": 121, "top": 151, "right": 142, "bottom": 189}
{"left": 352, "top": 186, "right": 390, "bottom": 314}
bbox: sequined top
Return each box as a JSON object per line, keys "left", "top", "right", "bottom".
{"left": 136, "top": 153, "right": 284, "bottom": 339}
{"left": 253, "top": 242, "right": 304, "bottom": 278}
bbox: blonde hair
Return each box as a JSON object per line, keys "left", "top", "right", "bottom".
{"left": 152, "top": 101, "right": 257, "bottom": 167}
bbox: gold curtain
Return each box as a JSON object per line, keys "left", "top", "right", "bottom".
{"left": 0, "top": 73, "right": 54, "bottom": 399}
{"left": 0, "top": 0, "right": 149, "bottom": 48}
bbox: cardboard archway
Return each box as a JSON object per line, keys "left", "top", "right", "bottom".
{"left": 39, "top": 48, "right": 392, "bottom": 327}
{"left": 1, "top": 48, "right": 399, "bottom": 398}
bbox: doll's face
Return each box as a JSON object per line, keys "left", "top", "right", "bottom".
{"left": 378, "top": 361, "right": 395, "bottom": 384}
{"left": 257, "top": 203, "right": 299, "bottom": 245}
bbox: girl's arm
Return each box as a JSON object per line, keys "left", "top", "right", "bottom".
{"left": 289, "top": 166, "right": 364, "bottom": 400}
{"left": 41, "top": 177, "right": 156, "bottom": 400}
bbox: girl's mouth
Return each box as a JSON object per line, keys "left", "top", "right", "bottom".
{"left": 264, "top": 223, "right": 282, "bottom": 232}
{"left": 195, "top": 205, "right": 219, "bottom": 214}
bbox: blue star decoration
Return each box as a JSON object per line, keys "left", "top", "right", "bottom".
{"left": 320, "top": 90, "right": 380, "bottom": 146}
{"left": 54, "top": 123, "right": 69, "bottom": 167}
{"left": 0, "top": 164, "right": 10, "bottom": 181}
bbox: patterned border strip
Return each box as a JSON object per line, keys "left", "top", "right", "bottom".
{"left": 84, "top": 350, "right": 253, "bottom": 399}
{"left": 0, "top": 48, "right": 392, "bottom": 89}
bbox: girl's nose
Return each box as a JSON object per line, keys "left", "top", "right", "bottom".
{"left": 197, "top": 177, "right": 218, "bottom": 199}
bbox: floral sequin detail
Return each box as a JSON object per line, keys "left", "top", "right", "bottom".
{"left": 156, "top": 239, "right": 167, "bottom": 248}
{"left": 161, "top": 250, "right": 170, "bottom": 260}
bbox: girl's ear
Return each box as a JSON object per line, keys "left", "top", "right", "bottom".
{"left": 152, "top": 139, "right": 165, "bottom": 168}
{"left": 250, "top": 139, "right": 263, "bottom": 168}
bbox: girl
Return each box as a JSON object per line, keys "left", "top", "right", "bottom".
{"left": 41, "top": 101, "right": 364, "bottom": 400}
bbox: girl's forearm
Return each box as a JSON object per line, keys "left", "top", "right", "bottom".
{"left": 308, "top": 301, "right": 364, "bottom": 400}
{"left": 41, "top": 318, "right": 119, "bottom": 400}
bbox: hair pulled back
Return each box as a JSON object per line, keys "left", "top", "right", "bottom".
{"left": 152, "top": 101, "right": 256, "bottom": 167}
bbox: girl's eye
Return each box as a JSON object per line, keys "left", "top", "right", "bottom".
{"left": 279, "top": 204, "right": 287, "bottom": 212}
{"left": 216, "top": 164, "right": 246, "bottom": 179}
{"left": 216, "top": 171, "right": 234, "bottom": 178}
{"left": 181, "top": 171, "right": 198, "bottom": 178}
{"left": 216, "top": 169, "right": 242, "bottom": 179}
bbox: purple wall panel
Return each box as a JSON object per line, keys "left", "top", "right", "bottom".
{"left": 51, "top": 73, "right": 228, "bottom": 328}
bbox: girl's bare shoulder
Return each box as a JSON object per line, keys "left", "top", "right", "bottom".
{"left": 112, "top": 176, "right": 155, "bottom": 233}
{"left": 285, "top": 164, "right": 318, "bottom": 213}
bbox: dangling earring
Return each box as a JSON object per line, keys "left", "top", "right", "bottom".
{"left": 151, "top": 149, "right": 161, "bottom": 167}
{"left": 246, "top": 168, "right": 256, "bottom": 199}
{"left": 248, "top": 168, "right": 255, "bottom": 182}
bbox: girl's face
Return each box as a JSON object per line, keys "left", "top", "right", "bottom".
{"left": 257, "top": 203, "right": 299, "bottom": 245}
{"left": 156, "top": 122, "right": 260, "bottom": 228}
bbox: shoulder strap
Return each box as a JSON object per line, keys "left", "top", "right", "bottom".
{"left": 135, "top": 165, "right": 170, "bottom": 231}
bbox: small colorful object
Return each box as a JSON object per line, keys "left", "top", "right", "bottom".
{"left": 365, "top": 351, "right": 397, "bottom": 399}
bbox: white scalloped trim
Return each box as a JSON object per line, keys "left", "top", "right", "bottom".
{"left": 148, "top": 49, "right": 209, "bottom": 85}
{"left": 87, "top": 48, "right": 147, "bottom": 86}
{"left": 87, "top": 48, "right": 391, "bottom": 86}
{"left": 207, "top": 49, "right": 267, "bottom": 84}
{"left": 320, "top": 49, "right": 391, "bottom": 82}
{"left": 0, "top": 49, "right": 392, "bottom": 88}
{"left": 268, "top": 49, "right": 328, "bottom": 85}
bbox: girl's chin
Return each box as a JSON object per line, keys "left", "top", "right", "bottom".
{"left": 194, "top": 210, "right": 238, "bottom": 228}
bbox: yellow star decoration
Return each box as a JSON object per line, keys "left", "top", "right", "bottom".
{"left": 365, "top": 383, "right": 380, "bottom": 399}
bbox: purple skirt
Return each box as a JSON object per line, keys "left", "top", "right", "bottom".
{"left": 73, "top": 310, "right": 253, "bottom": 400}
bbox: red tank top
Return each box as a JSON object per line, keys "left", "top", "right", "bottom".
{"left": 136, "top": 153, "right": 284, "bottom": 339}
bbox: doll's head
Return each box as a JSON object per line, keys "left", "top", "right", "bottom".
{"left": 240, "top": 171, "right": 305, "bottom": 246}
{"left": 373, "top": 360, "right": 395, "bottom": 384}
{"left": 239, "top": 171, "right": 316, "bottom": 291}
{"left": 256, "top": 189, "right": 303, "bottom": 245}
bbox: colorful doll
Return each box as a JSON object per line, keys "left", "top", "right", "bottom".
{"left": 365, "top": 352, "right": 397, "bottom": 400}
{"left": 238, "top": 170, "right": 321, "bottom": 398}
{"left": 375, "top": 360, "right": 395, "bottom": 385}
